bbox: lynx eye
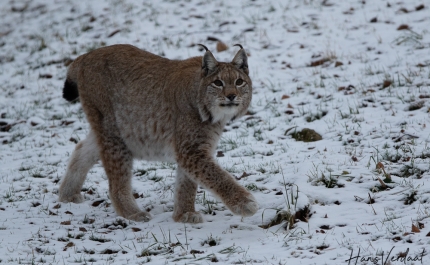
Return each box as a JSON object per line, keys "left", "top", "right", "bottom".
{"left": 235, "top": 79, "right": 244, "bottom": 86}
{"left": 213, "top": 80, "right": 223, "bottom": 87}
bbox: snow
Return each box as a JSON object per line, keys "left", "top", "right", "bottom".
{"left": 1, "top": 0, "right": 430, "bottom": 264}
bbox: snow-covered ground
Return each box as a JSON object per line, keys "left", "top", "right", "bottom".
{"left": 1, "top": 0, "right": 430, "bottom": 264}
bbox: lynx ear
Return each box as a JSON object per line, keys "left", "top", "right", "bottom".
{"left": 198, "top": 44, "right": 218, "bottom": 76}
{"left": 232, "top": 44, "right": 249, "bottom": 75}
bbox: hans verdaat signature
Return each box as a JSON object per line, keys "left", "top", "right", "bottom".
{"left": 345, "top": 247, "right": 426, "bottom": 264}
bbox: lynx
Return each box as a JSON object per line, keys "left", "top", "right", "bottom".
{"left": 58, "top": 44, "right": 258, "bottom": 223}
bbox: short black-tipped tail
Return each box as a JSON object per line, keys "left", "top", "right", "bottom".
{"left": 63, "top": 79, "right": 79, "bottom": 102}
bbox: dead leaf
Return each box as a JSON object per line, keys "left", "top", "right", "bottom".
{"left": 377, "top": 177, "right": 387, "bottom": 188}
{"left": 236, "top": 172, "right": 250, "bottom": 180}
{"left": 216, "top": 151, "right": 224, "bottom": 157}
{"left": 310, "top": 57, "right": 330, "bottom": 67}
{"left": 412, "top": 224, "right": 420, "bottom": 233}
{"left": 65, "top": 242, "right": 74, "bottom": 248}
{"left": 39, "top": 74, "right": 53, "bottom": 79}
{"left": 206, "top": 36, "right": 219, "bottom": 42}
{"left": 281, "top": 95, "right": 290, "bottom": 100}
{"left": 382, "top": 80, "right": 392, "bottom": 88}
{"left": 397, "top": 24, "right": 409, "bottom": 30}
{"left": 397, "top": 7, "right": 409, "bottom": 13}
{"left": 63, "top": 242, "right": 75, "bottom": 251}
{"left": 79, "top": 227, "right": 87, "bottom": 232}
{"left": 92, "top": 200, "right": 105, "bottom": 207}
{"left": 133, "top": 193, "right": 143, "bottom": 199}
{"left": 60, "top": 220, "right": 71, "bottom": 225}
{"left": 216, "top": 41, "right": 228, "bottom": 52}
{"left": 415, "top": 4, "right": 425, "bottom": 11}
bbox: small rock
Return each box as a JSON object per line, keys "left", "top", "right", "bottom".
{"left": 289, "top": 128, "right": 322, "bottom": 142}
{"left": 415, "top": 4, "right": 425, "bottom": 11}
{"left": 408, "top": 101, "right": 424, "bottom": 111}
{"left": 397, "top": 24, "right": 409, "bottom": 30}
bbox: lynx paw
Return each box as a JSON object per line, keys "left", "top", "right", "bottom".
{"left": 127, "top": 212, "right": 152, "bottom": 222}
{"left": 59, "top": 193, "right": 84, "bottom": 203}
{"left": 173, "top": 212, "right": 204, "bottom": 223}
{"left": 229, "top": 195, "right": 259, "bottom": 217}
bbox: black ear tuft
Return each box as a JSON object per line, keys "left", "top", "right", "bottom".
{"left": 199, "top": 45, "right": 218, "bottom": 76}
{"left": 198, "top": 44, "right": 209, "bottom": 52}
{"left": 232, "top": 45, "right": 248, "bottom": 75}
{"left": 233, "top": 44, "right": 243, "bottom": 50}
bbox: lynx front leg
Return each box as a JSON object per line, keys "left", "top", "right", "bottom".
{"left": 99, "top": 136, "right": 151, "bottom": 222}
{"left": 172, "top": 167, "right": 203, "bottom": 223}
{"left": 178, "top": 155, "right": 258, "bottom": 218}
{"left": 59, "top": 130, "right": 99, "bottom": 203}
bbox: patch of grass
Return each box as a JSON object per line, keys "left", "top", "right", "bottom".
{"left": 134, "top": 169, "right": 147, "bottom": 176}
{"left": 244, "top": 183, "right": 258, "bottom": 191}
{"left": 305, "top": 110, "right": 328, "bottom": 122}
{"left": 201, "top": 234, "right": 219, "bottom": 247}
{"left": 147, "top": 174, "right": 163, "bottom": 182}
{"left": 403, "top": 190, "right": 418, "bottom": 205}
{"left": 102, "top": 218, "right": 128, "bottom": 229}
{"left": 307, "top": 165, "right": 344, "bottom": 188}
{"left": 259, "top": 209, "right": 295, "bottom": 229}
{"left": 89, "top": 234, "right": 111, "bottom": 243}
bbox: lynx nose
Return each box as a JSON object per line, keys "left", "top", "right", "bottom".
{"left": 226, "top": 94, "right": 236, "bottom": 101}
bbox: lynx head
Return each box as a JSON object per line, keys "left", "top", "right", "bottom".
{"left": 197, "top": 44, "right": 252, "bottom": 124}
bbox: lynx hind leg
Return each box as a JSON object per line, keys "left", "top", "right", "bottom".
{"left": 99, "top": 134, "right": 151, "bottom": 222}
{"left": 59, "top": 130, "right": 99, "bottom": 203}
{"left": 172, "top": 168, "right": 203, "bottom": 223}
